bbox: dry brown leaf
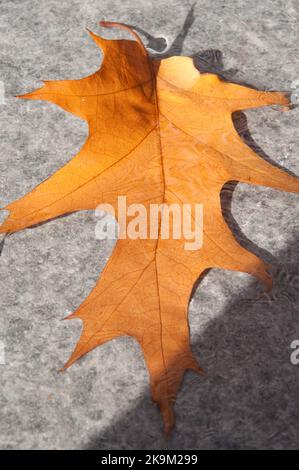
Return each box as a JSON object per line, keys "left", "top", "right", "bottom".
{"left": 1, "top": 22, "right": 299, "bottom": 433}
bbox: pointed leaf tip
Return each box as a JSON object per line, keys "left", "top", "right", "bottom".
{"left": 86, "top": 28, "right": 112, "bottom": 54}
{"left": 99, "top": 20, "right": 146, "bottom": 53}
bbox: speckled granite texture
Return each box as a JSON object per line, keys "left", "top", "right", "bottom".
{"left": 0, "top": 0, "right": 299, "bottom": 450}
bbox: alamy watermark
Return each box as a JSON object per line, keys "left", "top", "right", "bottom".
{"left": 95, "top": 196, "right": 203, "bottom": 250}
{"left": 290, "top": 340, "right": 299, "bottom": 365}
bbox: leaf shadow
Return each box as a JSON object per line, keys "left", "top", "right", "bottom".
{"left": 85, "top": 235, "right": 299, "bottom": 450}
{"left": 0, "top": 235, "right": 6, "bottom": 257}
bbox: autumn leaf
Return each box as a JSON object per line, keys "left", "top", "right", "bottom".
{"left": 1, "top": 21, "right": 299, "bottom": 434}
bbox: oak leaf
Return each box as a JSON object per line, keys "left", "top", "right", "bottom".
{"left": 1, "top": 22, "right": 299, "bottom": 433}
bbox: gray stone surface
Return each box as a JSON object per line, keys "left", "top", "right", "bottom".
{"left": 0, "top": 0, "right": 299, "bottom": 450}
